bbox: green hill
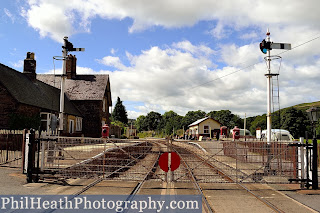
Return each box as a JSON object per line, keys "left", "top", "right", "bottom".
{"left": 292, "top": 101, "right": 320, "bottom": 111}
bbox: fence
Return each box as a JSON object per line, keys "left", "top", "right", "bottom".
{"left": 221, "top": 141, "right": 298, "bottom": 182}
{"left": 0, "top": 130, "right": 24, "bottom": 167}
{"left": 36, "top": 137, "right": 157, "bottom": 181}
{"left": 4, "top": 130, "right": 320, "bottom": 185}
{"left": 32, "top": 137, "right": 302, "bottom": 184}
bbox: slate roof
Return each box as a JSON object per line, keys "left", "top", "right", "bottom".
{"left": 0, "top": 63, "right": 82, "bottom": 117}
{"left": 37, "top": 74, "right": 111, "bottom": 104}
{"left": 188, "top": 117, "right": 222, "bottom": 127}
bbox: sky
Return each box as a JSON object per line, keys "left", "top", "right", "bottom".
{"left": 1, "top": 0, "right": 320, "bottom": 119}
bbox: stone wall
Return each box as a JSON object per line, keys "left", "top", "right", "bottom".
{"left": 72, "top": 100, "right": 108, "bottom": 138}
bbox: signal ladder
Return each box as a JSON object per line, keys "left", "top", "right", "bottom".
{"left": 267, "top": 55, "right": 282, "bottom": 127}
{"left": 272, "top": 74, "right": 281, "bottom": 123}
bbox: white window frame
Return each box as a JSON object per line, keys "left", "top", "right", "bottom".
{"left": 76, "top": 117, "right": 82, "bottom": 131}
{"left": 40, "top": 112, "right": 51, "bottom": 132}
{"left": 204, "top": 125, "right": 209, "bottom": 134}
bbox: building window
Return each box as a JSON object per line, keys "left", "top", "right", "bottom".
{"left": 76, "top": 117, "right": 82, "bottom": 131}
{"left": 69, "top": 120, "right": 74, "bottom": 134}
{"left": 40, "top": 112, "right": 51, "bottom": 132}
{"left": 204, "top": 125, "right": 209, "bottom": 134}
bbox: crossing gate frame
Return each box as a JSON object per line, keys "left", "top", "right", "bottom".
{"left": 22, "top": 134, "right": 318, "bottom": 187}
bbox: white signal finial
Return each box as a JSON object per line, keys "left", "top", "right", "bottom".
{"left": 266, "top": 28, "right": 270, "bottom": 36}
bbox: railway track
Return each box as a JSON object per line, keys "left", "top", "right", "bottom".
{"left": 70, "top": 140, "right": 162, "bottom": 195}
{"left": 41, "top": 139, "right": 315, "bottom": 213}
{"left": 171, "top": 141, "right": 287, "bottom": 213}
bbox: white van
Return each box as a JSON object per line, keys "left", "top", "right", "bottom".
{"left": 261, "top": 129, "right": 294, "bottom": 141}
{"left": 240, "top": 129, "right": 252, "bottom": 136}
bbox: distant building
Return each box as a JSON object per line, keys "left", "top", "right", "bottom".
{"left": 126, "top": 125, "right": 137, "bottom": 138}
{"left": 188, "top": 117, "right": 222, "bottom": 139}
{"left": 37, "top": 54, "right": 112, "bottom": 138}
{"left": 0, "top": 53, "right": 82, "bottom": 135}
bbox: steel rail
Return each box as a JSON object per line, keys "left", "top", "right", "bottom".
{"left": 174, "top": 142, "right": 286, "bottom": 213}
{"left": 72, "top": 140, "right": 161, "bottom": 196}
{"left": 172, "top": 145, "right": 214, "bottom": 213}
{"left": 128, "top": 141, "right": 161, "bottom": 196}
{"left": 39, "top": 141, "right": 160, "bottom": 213}
{"left": 120, "top": 141, "right": 162, "bottom": 213}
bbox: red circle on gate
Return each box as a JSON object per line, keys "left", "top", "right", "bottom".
{"left": 159, "top": 152, "right": 180, "bottom": 172}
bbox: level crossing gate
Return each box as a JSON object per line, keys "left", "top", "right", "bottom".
{"left": 23, "top": 135, "right": 315, "bottom": 187}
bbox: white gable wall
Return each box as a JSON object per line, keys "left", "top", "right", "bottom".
{"left": 198, "top": 119, "right": 221, "bottom": 134}
{"left": 189, "top": 118, "right": 221, "bottom": 136}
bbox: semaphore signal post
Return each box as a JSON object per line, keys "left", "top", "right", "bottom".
{"left": 260, "top": 29, "right": 291, "bottom": 144}
{"left": 59, "top": 36, "right": 85, "bottom": 133}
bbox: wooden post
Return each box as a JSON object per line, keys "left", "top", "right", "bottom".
{"left": 21, "top": 129, "right": 27, "bottom": 173}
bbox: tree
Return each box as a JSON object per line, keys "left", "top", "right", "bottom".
{"left": 144, "top": 111, "right": 163, "bottom": 131}
{"left": 181, "top": 110, "right": 206, "bottom": 130}
{"left": 280, "top": 107, "right": 309, "bottom": 138}
{"left": 162, "top": 111, "right": 183, "bottom": 135}
{"left": 136, "top": 115, "right": 147, "bottom": 132}
{"left": 249, "top": 114, "right": 267, "bottom": 135}
{"left": 111, "top": 120, "right": 126, "bottom": 135}
{"left": 207, "top": 110, "right": 243, "bottom": 129}
{"left": 112, "top": 97, "right": 128, "bottom": 124}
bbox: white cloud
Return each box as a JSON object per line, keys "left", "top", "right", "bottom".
{"left": 95, "top": 42, "right": 264, "bottom": 117}
{"left": 127, "top": 110, "right": 145, "bottom": 119}
{"left": 172, "top": 40, "right": 216, "bottom": 57}
{"left": 19, "top": 0, "right": 320, "bottom": 118}
{"left": 240, "top": 32, "right": 258, "bottom": 40}
{"left": 21, "top": 2, "right": 73, "bottom": 42}
{"left": 94, "top": 40, "right": 320, "bottom": 118}
{"left": 45, "top": 66, "right": 96, "bottom": 74}
{"left": 4, "top": 8, "right": 15, "bottom": 23}
{"left": 96, "top": 56, "right": 126, "bottom": 70}
{"left": 110, "top": 48, "right": 117, "bottom": 55}
{"left": 220, "top": 43, "right": 262, "bottom": 67}
{"left": 210, "top": 22, "right": 232, "bottom": 39}
{"left": 11, "top": 60, "right": 23, "bottom": 68}
{"left": 48, "top": 48, "right": 318, "bottom": 119}
{"left": 22, "top": 1, "right": 320, "bottom": 41}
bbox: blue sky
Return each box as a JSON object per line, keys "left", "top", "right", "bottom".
{"left": 1, "top": 0, "right": 320, "bottom": 119}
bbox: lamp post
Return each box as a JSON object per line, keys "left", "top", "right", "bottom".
{"left": 306, "top": 107, "right": 320, "bottom": 190}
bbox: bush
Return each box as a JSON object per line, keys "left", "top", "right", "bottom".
{"left": 120, "top": 134, "right": 127, "bottom": 139}
{"left": 137, "top": 131, "right": 153, "bottom": 138}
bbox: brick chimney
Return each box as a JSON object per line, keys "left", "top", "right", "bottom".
{"left": 66, "top": 54, "right": 77, "bottom": 79}
{"left": 23, "top": 52, "right": 36, "bottom": 81}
